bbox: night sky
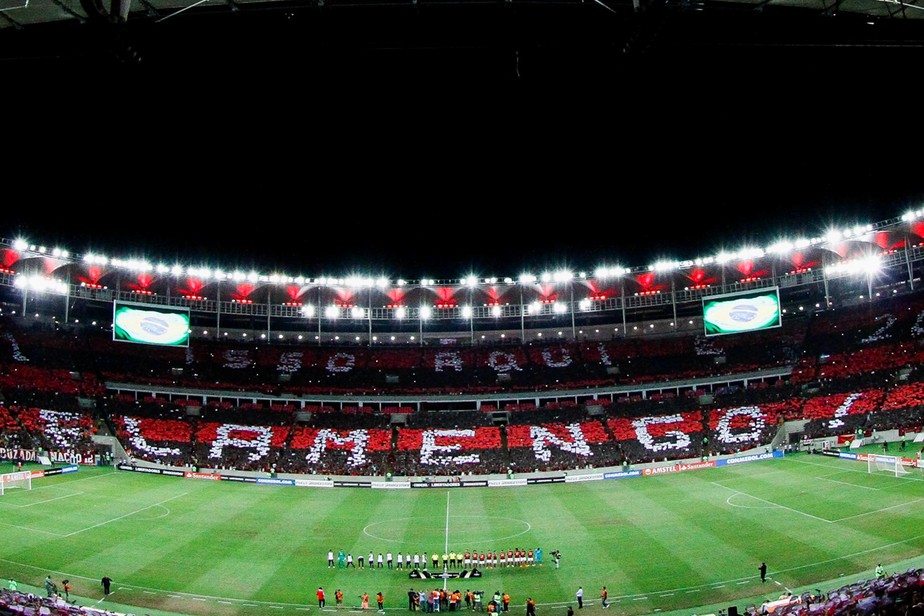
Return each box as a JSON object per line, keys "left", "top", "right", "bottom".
{"left": 6, "top": 116, "right": 922, "bottom": 281}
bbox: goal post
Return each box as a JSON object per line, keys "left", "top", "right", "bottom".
{"left": 867, "top": 454, "right": 910, "bottom": 477}
{"left": 0, "top": 470, "right": 32, "bottom": 495}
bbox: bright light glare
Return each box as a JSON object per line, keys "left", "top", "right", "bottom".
{"left": 827, "top": 255, "right": 883, "bottom": 276}
{"left": 14, "top": 275, "right": 68, "bottom": 295}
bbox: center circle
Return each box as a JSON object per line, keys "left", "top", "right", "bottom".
{"left": 363, "top": 515, "right": 532, "bottom": 546}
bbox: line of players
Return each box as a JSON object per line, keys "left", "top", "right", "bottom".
{"left": 328, "top": 549, "right": 545, "bottom": 570}
{"left": 456, "top": 548, "right": 544, "bottom": 569}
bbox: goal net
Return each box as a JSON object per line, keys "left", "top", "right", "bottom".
{"left": 0, "top": 470, "right": 32, "bottom": 495}
{"left": 867, "top": 454, "right": 910, "bottom": 477}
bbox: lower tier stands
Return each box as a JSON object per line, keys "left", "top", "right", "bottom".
{"left": 102, "top": 385, "right": 922, "bottom": 476}
{"left": 2, "top": 373, "right": 924, "bottom": 477}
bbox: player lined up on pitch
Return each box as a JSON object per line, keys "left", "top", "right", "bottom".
{"left": 330, "top": 548, "right": 549, "bottom": 570}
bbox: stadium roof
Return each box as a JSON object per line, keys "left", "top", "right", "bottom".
{"left": 3, "top": 0, "right": 924, "bottom": 77}
{"left": 5, "top": 0, "right": 923, "bottom": 31}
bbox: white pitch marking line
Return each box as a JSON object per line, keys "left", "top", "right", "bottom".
{"left": 815, "top": 476, "right": 880, "bottom": 490}
{"left": 64, "top": 492, "right": 189, "bottom": 536}
{"left": 832, "top": 498, "right": 924, "bottom": 522}
{"left": 12, "top": 491, "right": 84, "bottom": 508}
{"left": 0, "top": 522, "right": 63, "bottom": 537}
{"left": 711, "top": 482, "right": 832, "bottom": 522}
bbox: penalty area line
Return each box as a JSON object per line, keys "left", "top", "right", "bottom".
{"left": 64, "top": 492, "right": 189, "bottom": 537}
{"left": 11, "top": 491, "right": 84, "bottom": 508}
{"left": 711, "top": 482, "right": 832, "bottom": 523}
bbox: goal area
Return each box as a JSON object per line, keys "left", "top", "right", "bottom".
{"left": 867, "top": 454, "right": 911, "bottom": 477}
{"left": 0, "top": 470, "right": 32, "bottom": 495}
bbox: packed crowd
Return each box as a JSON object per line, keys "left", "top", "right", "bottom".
{"left": 2, "top": 295, "right": 924, "bottom": 478}
{"left": 748, "top": 567, "right": 924, "bottom": 616}
{"left": 0, "top": 588, "right": 121, "bottom": 616}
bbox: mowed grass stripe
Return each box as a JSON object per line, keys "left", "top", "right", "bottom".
{"left": 755, "top": 469, "right": 901, "bottom": 520}
{"left": 452, "top": 489, "right": 522, "bottom": 548}
{"left": 62, "top": 480, "right": 264, "bottom": 598}
{"left": 8, "top": 472, "right": 191, "bottom": 565}
{"left": 0, "top": 470, "right": 156, "bottom": 538}
{"left": 713, "top": 458, "right": 924, "bottom": 557}
{"left": 199, "top": 485, "right": 330, "bottom": 602}
{"left": 546, "top": 481, "right": 646, "bottom": 595}
{"left": 452, "top": 486, "right": 569, "bottom": 603}
{"left": 204, "top": 483, "right": 364, "bottom": 603}
{"left": 640, "top": 477, "right": 758, "bottom": 592}
{"left": 74, "top": 481, "right": 357, "bottom": 608}
{"left": 5, "top": 455, "right": 924, "bottom": 616}
{"left": 78, "top": 479, "right": 280, "bottom": 594}
{"left": 705, "top": 458, "right": 924, "bottom": 587}
{"left": 697, "top": 468, "right": 877, "bottom": 590}
{"left": 601, "top": 479, "right": 725, "bottom": 604}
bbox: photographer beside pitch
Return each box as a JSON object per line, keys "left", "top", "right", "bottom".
{"left": 551, "top": 550, "right": 562, "bottom": 570}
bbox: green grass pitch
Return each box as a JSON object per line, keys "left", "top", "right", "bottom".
{"left": 1, "top": 452, "right": 922, "bottom": 616}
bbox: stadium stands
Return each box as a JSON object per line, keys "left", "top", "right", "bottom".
{"left": 2, "top": 290, "right": 923, "bottom": 478}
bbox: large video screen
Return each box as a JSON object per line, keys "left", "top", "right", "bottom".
{"left": 702, "top": 287, "right": 781, "bottom": 337}
{"left": 113, "top": 302, "right": 190, "bottom": 347}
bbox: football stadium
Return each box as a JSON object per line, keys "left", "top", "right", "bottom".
{"left": 1, "top": 210, "right": 924, "bottom": 616}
